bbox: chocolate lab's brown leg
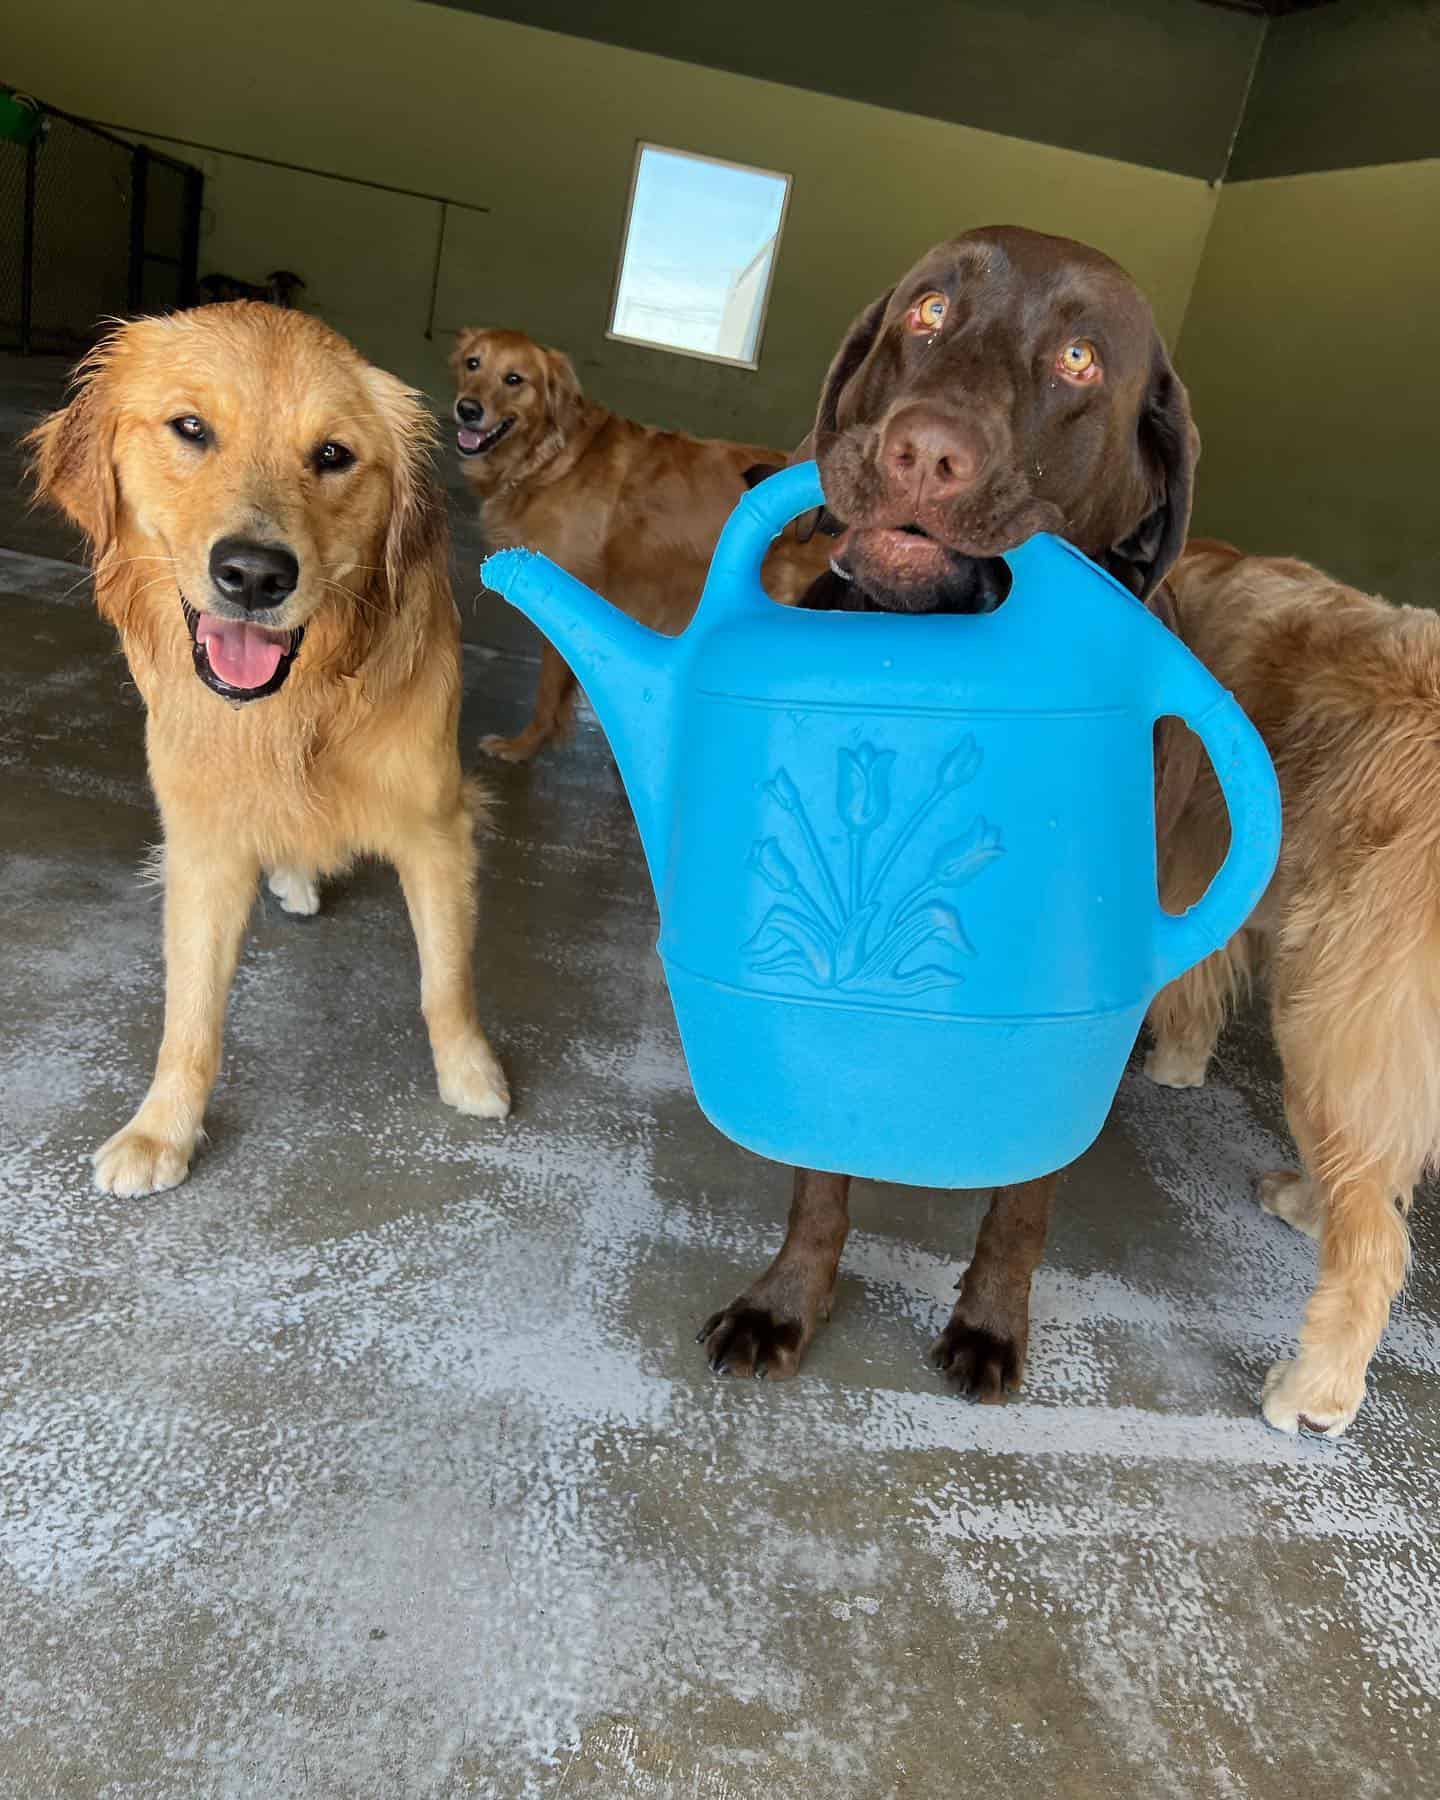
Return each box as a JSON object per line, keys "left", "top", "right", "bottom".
{"left": 480, "top": 643, "right": 579, "bottom": 764}
{"left": 700, "top": 1168, "right": 851, "bottom": 1378}
{"left": 931, "top": 1173, "right": 1058, "bottom": 1401}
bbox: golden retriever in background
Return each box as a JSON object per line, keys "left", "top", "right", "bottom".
{"left": 449, "top": 326, "right": 830, "bottom": 762}
{"left": 30, "top": 304, "right": 509, "bottom": 1198}
{"left": 1147, "top": 539, "right": 1440, "bottom": 1437}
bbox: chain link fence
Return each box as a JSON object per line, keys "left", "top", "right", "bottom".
{"left": 1, "top": 99, "right": 202, "bottom": 355}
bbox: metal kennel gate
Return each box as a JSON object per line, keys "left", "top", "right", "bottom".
{"left": 0, "top": 98, "right": 203, "bottom": 355}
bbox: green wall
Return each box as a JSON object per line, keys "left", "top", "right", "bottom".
{"left": 12, "top": 0, "right": 1437, "bottom": 606}
{"left": 1177, "top": 158, "right": 1440, "bottom": 606}
{"left": 428, "top": 0, "right": 1261, "bottom": 178}
{"left": 7, "top": 0, "right": 1215, "bottom": 449}
{"left": 1176, "top": 1, "right": 1440, "bottom": 605}
{"left": 1230, "top": 0, "right": 1440, "bottom": 180}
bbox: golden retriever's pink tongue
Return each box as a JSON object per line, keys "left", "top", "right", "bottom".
{"left": 196, "top": 612, "right": 287, "bottom": 689}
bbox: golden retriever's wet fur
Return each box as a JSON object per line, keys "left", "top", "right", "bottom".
{"left": 1147, "top": 539, "right": 1440, "bottom": 1436}
{"left": 30, "top": 303, "right": 508, "bottom": 1197}
{"left": 449, "top": 327, "right": 829, "bottom": 762}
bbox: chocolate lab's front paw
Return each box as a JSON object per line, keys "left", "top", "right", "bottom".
{"left": 930, "top": 1312, "right": 1027, "bottom": 1403}
{"left": 699, "top": 1296, "right": 809, "bottom": 1379}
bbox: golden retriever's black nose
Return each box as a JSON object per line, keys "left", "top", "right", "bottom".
{"left": 456, "top": 397, "right": 485, "bottom": 425}
{"left": 208, "top": 537, "right": 300, "bottom": 612}
{"left": 880, "top": 404, "right": 989, "bottom": 503}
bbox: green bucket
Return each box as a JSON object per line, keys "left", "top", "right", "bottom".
{"left": 0, "top": 90, "right": 45, "bottom": 148}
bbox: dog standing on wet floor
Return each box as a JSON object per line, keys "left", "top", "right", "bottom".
{"left": 29, "top": 303, "right": 509, "bottom": 1197}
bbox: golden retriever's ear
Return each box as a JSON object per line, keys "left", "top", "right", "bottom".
{"left": 543, "top": 347, "right": 585, "bottom": 434}
{"left": 27, "top": 361, "right": 119, "bottom": 556}
{"left": 365, "top": 366, "right": 445, "bottom": 603}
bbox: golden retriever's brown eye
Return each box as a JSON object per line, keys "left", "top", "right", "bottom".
{"left": 906, "top": 291, "right": 948, "bottom": 333}
{"left": 502, "top": 371, "right": 525, "bottom": 387}
{"left": 464, "top": 356, "right": 480, "bottom": 371}
{"left": 314, "top": 440, "right": 356, "bottom": 474}
{"left": 170, "top": 415, "right": 207, "bottom": 444}
{"left": 1058, "top": 340, "right": 1100, "bottom": 381}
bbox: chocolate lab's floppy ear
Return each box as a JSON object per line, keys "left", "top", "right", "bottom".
{"left": 811, "top": 289, "right": 893, "bottom": 445}
{"left": 1105, "top": 347, "right": 1200, "bottom": 601}
{"left": 26, "top": 349, "right": 119, "bottom": 559}
{"left": 794, "top": 288, "right": 894, "bottom": 543}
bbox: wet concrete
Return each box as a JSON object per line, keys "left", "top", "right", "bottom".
{"left": 2, "top": 356, "right": 1438, "bottom": 1798}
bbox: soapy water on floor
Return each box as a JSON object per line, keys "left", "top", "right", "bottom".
{"left": 2, "top": 546, "right": 1438, "bottom": 1798}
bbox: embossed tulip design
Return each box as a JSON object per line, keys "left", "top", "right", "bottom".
{"left": 745, "top": 737, "right": 1003, "bottom": 995}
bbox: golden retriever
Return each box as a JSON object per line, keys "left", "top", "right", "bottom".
{"left": 1147, "top": 539, "right": 1439, "bottom": 1437}
{"left": 30, "top": 303, "right": 509, "bottom": 1198}
{"left": 450, "top": 327, "right": 830, "bottom": 762}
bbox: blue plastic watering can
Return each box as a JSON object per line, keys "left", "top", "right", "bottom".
{"left": 482, "top": 463, "right": 1280, "bottom": 1187}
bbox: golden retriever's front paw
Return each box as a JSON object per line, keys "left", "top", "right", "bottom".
{"left": 1262, "top": 1358, "right": 1362, "bottom": 1439}
{"left": 267, "top": 867, "right": 321, "bottom": 916}
{"left": 1143, "top": 1041, "right": 1209, "bottom": 1089}
{"left": 478, "top": 731, "right": 540, "bottom": 766}
{"left": 93, "top": 1129, "right": 193, "bottom": 1198}
{"left": 437, "top": 1038, "right": 511, "bottom": 1119}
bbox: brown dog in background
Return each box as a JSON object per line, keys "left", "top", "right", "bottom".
{"left": 30, "top": 304, "right": 509, "bottom": 1197}
{"left": 450, "top": 327, "right": 830, "bottom": 762}
{"left": 1148, "top": 540, "right": 1440, "bottom": 1438}
{"left": 699, "top": 226, "right": 1200, "bottom": 1397}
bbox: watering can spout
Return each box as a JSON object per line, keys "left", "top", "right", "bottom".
{"left": 479, "top": 547, "right": 678, "bottom": 883}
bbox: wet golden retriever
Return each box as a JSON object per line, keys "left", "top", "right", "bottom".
{"left": 1147, "top": 539, "right": 1439, "bottom": 1437}
{"left": 30, "top": 303, "right": 509, "bottom": 1198}
{"left": 450, "top": 327, "right": 829, "bottom": 762}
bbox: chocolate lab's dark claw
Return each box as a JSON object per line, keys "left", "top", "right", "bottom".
{"left": 931, "top": 1318, "right": 1026, "bottom": 1402}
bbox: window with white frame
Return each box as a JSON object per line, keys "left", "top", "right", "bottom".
{"left": 607, "top": 144, "right": 791, "bottom": 370}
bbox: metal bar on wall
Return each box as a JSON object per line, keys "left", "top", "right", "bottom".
{"left": 19, "top": 134, "right": 38, "bottom": 355}
{"left": 180, "top": 166, "right": 203, "bottom": 305}
{"left": 424, "top": 200, "right": 448, "bottom": 341}
{"left": 127, "top": 143, "right": 150, "bottom": 313}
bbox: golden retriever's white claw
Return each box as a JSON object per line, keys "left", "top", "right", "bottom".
{"left": 1143, "top": 1041, "right": 1209, "bottom": 1088}
{"left": 437, "top": 1037, "right": 512, "bottom": 1120}
{"left": 267, "top": 867, "right": 321, "bottom": 916}
{"left": 1262, "top": 1358, "right": 1361, "bottom": 1439}
{"left": 93, "top": 1128, "right": 193, "bottom": 1198}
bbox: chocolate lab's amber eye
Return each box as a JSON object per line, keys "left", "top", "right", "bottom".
{"left": 1059, "top": 340, "right": 1099, "bottom": 379}
{"left": 465, "top": 356, "right": 481, "bottom": 371}
{"left": 907, "top": 291, "right": 948, "bottom": 333}
{"left": 170, "top": 415, "right": 207, "bottom": 444}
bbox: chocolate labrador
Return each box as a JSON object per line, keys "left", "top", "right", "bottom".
{"left": 699, "top": 225, "right": 1200, "bottom": 1395}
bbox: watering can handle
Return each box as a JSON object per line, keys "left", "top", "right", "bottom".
{"left": 1151, "top": 658, "right": 1282, "bottom": 988}
{"left": 695, "top": 461, "right": 827, "bottom": 620}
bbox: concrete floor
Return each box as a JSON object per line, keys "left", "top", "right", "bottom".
{"left": 2, "top": 354, "right": 1439, "bottom": 1799}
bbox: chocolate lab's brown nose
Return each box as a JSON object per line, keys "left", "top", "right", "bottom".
{"left": 880, "top": 405, "right": 989, "bottom": 503}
